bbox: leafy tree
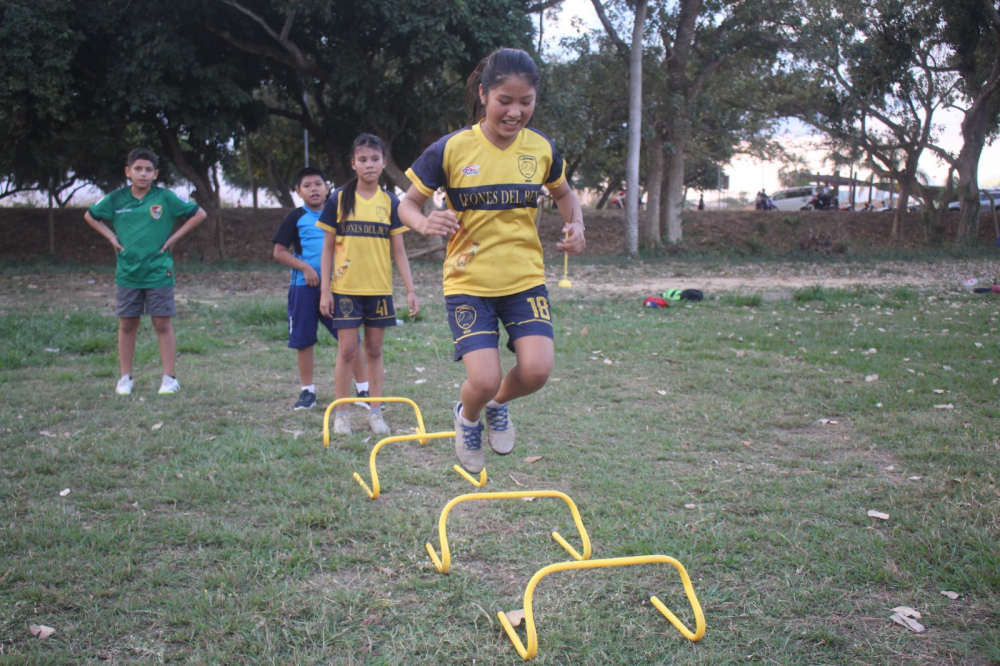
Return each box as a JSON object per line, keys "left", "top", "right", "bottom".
{"left": 0, "top": 0, "right": 268, "bottom": 260}
{"left": 795, "top": 0, "right": 960, "bottom": 241}
{"left": 201, "top": 0, "right": 539, "bottom": 191}
{"left": 937, "top": 0, "right": 1000, "bottom": 241}
{"left": 589, "top": 0, "right": 796, "bottom": 246}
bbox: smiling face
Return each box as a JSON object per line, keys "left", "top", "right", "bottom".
{"left": 479, "top": 74, "right": 536, "bottom": 150}
{"left": 125, "top": 159, "right": 158, "bottom": 197}
{"left": 295, "top": 174, "right": 329, "bottom": 211}
{"left": 351, "top": 145, "right": 385, "bottom": 188}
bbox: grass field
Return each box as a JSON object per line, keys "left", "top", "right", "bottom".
{"left": 1, "top": 259, "right": 999, "bottom": 665}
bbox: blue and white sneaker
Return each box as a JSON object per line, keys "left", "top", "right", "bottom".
{"left": 453, "top": 403, "right": 484, "bottom": 473}
{"left": 484, "top": 402, "right": 515, "bottom": 455}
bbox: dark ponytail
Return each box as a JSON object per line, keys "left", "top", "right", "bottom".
{"left": 464, "top": 47, "right": 541, "bottom": 125}
{"left": 339, "top": 133, "right": 387, "bottom": 221}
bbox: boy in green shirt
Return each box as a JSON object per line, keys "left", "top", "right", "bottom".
{"left": 84, "top": 148, "right": 207, "bottom": 395}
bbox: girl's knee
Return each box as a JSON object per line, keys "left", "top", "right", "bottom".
{"left": 363, "top": 341, "right": 383, "bottom": 362}
{"left": 466, "top": 371, "right": 502, "bottom": 397}
{"left": 521, "top": 362, "right": 552, "bottom": 388}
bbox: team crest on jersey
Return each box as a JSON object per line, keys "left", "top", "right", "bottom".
{"left": 461, "top": 164, "right": 480, "bottom": 176}
{"left": 455, "top": 304, "right": 477, "bottom": 331}
{"left": 376, "top": 206, "right": 388, "bottom": 222}
{"left": 517, "top": 156, "right": 537, "bottom": 179}
{"left": 150, "top": 205, "right": 163, "bottom": 220}
{"left": 339, "top": 298, "right": 354, "bottom": 316}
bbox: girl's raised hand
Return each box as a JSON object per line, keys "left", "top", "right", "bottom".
{"left": 423, "top": 209, "right": 459, "bottom": 237}
{"left": 557, "top": 220, "right": 586, "bottom": 255}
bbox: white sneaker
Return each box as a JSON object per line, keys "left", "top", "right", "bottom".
{"left": 334, "top": 412, "right": 352, "bottom": 435}
{"left": 116, "top": 375, "right": 134, "bottom": 395}
{"left": 368, "top": 412, "right": 390, "bottom": 435}
{"left": 158, "top": 376, "right": 180, "bottom": 394}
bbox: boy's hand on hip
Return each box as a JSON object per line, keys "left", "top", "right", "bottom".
{"left": 303, "top": 266, "right": 319, "bottom": 287}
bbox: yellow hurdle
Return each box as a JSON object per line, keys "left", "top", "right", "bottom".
{"left": 322, "top": 396, "right": 427, "bottom": 447}
{"left": 497, "top": 555, "right": 706, "bottom": 660}
{"left": 426, "top": 490, "right": 591, "bottom": 573}
{"left": 352, "top": 431, "right": 488, "bottom": 499}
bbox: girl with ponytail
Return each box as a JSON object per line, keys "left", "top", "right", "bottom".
{"left": 318, "top": 133, "right": 420, "bottom": 436}
{"left": 399, "top": 47, "right": 586, "bottom": 475}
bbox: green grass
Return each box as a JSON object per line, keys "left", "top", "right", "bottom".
{"left": 1, "top": 273, "right": 999, "bottom": 664}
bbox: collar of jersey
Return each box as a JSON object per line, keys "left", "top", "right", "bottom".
{"left": 473, "top": 121, "right": 524, "bottom": 157}
{"left": 126, "top": 185, "right": 159, "bottom": 205}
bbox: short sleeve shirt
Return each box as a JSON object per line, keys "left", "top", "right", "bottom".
{"left": 271, "top": 207, "right": 325, "bottom": 286}
{"left": 88, "top": 186, "right": 200, "bottom": 288}
{"left": 315, "top": 187, "right": 406, "bottom": 296}
{"left": 405, "top": 122, "right": 566, "bottom": 297}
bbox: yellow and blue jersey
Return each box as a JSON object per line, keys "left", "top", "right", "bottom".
{"left": 405, "top": 122, "right": 566, "bottom": 297}
{"left": 316, "top": 187, "right": 406, "bottom": 296}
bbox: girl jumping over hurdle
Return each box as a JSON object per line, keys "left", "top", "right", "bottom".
{"left": 399, "top": 47, "right": 586, "bottom": 473}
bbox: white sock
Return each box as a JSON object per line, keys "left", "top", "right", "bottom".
{"left": 458, "top": 408, "right": 480, "bottom": 426}
{"left": 356, "top": 381, "right": 369, "bottom": 392}
{"left": 162, "top": 374, "right": 175, "bottom": 382}
{"left": 302, "top": 384, "right": 315, "bottom": 393}
{"left": 486, "top": 399, "right": 506, "bottom": 409}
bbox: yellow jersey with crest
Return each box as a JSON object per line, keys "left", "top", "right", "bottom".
{"left": 316, "top": 186, "right": 407, "bottom": 296}
{"left": 405, "top": 122, "right": 566, "bottom": 297}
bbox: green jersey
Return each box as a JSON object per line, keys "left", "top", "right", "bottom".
{"left": 88, "top": 186, "right": 200, "bottom": 288}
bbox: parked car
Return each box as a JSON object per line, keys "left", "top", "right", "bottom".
{"left": 947, "top": 191, "right": 1000, "bottom": 211}
{"left": 769, "top": 186, "right": 817, "bottom": 211}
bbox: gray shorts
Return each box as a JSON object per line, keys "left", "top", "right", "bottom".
{"left": 115, "top": 285, "right": 177, "bottom": 318}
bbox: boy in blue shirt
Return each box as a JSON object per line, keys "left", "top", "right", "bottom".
{"left": 84, "top": 148, "right": 206, "bottom": 395}
{"left": 272, "top": 168, "right": 368, "bottom": 410}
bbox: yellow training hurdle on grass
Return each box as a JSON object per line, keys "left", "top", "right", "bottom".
{"left": 426, "top": 490, "right": 591, "bottom": 573}
{"left": 352, "top": 431, "right": 488, "bottom": 499}
{"left": 497, "top": 554, "right": 706, "bottom": 660}
{"left": 322, "top": 396, "right": 427, "bottom": 447}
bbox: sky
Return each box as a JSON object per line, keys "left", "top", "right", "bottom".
{"left": 545, "top": 0, "right": 1000, "bottom": 201}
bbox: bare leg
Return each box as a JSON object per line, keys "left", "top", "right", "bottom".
{"left": 352, "top": 346, "right": 367, "bottom": 386}
{"left": 491, "top": 336, "right": 554, "bottom": 405}
{"left": 458, "top": 347, "right": 503, "bottom": 422}
{"left": 118, "top": 317, "right": 141, "bottom": 377}
{"left": 151, "top": 316, "right": 176, "bottom": 377}
{"left": 334, "top": 328, "right": 360, "bottom": 412}
{"left": 296, "top": 346, "right": 314, "bottom": 387}
{"left": 363, "top": 327, "right": 386, "bottom": 410}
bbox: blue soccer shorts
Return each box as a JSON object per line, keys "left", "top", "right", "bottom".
{"left": 329, "top": 293, "right": 397, "bottom": 330}
{"left": 287, "top": 284, "right": 337, "bottom": 349}
{"left": 445, "top": 284, "right": 553, "bottom": 361}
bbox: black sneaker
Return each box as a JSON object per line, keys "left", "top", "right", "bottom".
{"left": 354, "top": 389, "right": 371, "bottom": 410}
{"left": 293, "top": 389, "right": 316, "bottom": 410}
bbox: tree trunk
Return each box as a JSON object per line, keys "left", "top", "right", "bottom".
{"left": 383, "top": 147, "right": 413, "bottom": 193}
{"left": 265, "top": 152, "right": 295, "bottom": 208}
{"left": 245, "top": 133, "right": 258, "bottom": 219}
{"left": 623, "top": 0, "right": 648, "bottom": 258}
{"left": 643, "top": 132, "right": 664, "bottom": 246}
{"left": 47, "top": 177, "right": 56, "bottom": 257}
{"left": 663, "top": 139, "right": 685, "bottom": 243}
{"left": 934, "top": 165, "right": 955, "bottom": 240}
{"left": 954, "top": 146, "right": 983, "bottom": 243}
{"left": 595, "top": 179, "right": 619, "bottom": 210}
